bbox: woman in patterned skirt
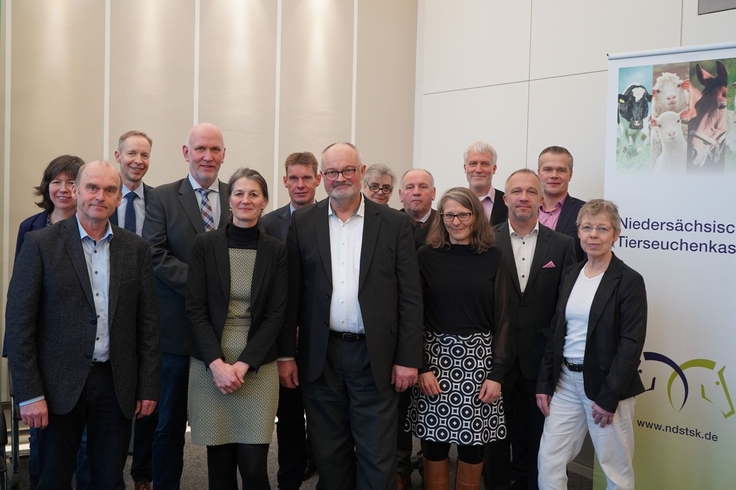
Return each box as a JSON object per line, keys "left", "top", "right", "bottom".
{"left": 408, "top": 187, "right": 510, "bottom": 490}
{"left": 186, "top": 167, "right": 288, "bottom": 489}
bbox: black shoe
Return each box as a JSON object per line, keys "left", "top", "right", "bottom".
{"left": 303, "top": 457, "right": 317, "bottom": 481}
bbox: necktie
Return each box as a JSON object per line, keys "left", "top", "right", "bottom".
{"left": 124, "top": 192, "right": 137, "bottom": 233}
{"left": 197, "top": 188, "right": 215, "bottom": 232}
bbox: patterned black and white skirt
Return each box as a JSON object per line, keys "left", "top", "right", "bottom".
{"left": 407, "top": 330, "right": 505, "bottom": 445}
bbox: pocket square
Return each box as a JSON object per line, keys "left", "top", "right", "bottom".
{"left": 542, "top": 261, "right": 556, "bottom": 268}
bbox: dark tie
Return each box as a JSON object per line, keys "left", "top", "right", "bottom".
{"left": 124, "top": 192, "right": 137, "bottom": 233}
{"left": 197, "top": 188, "right": 216, "bottom": 232}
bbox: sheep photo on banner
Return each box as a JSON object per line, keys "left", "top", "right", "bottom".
{"left": 604, "top": 43, "right": 736, "bottom": 490}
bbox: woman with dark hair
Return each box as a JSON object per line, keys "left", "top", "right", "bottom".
{"left": 536, "top": 199, "right": 647, "bottom": 490}
{"left": 408, "top": 186, "right": 510, "bottom": 490}
{"left": 186, "top": 167, "right": 287, "bottom": 489}
{"left": 15, "top": 154, "right": 84, "bottom": 258}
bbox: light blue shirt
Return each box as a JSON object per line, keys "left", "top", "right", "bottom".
{"left": 77, "top": 216, "right": 114, "bottom": 362}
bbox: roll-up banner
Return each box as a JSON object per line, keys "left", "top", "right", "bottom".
{"left": 604, "top": 43, "right": 736, "bottom": 489}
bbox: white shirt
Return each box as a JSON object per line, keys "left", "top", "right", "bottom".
{"left": 563, "top": 268, "right": 605, "bottom": 359}
{"left": 188, "top": 174, "right": 221, "bottom": 229}
{"left": 328, "top": 196, "right": 365, "bottom": 334}
{"left": 508, "top": 221, "right": 539, "bottom": 292}
{"left": 117, "top": 184, "right": 146, "bottom": 236}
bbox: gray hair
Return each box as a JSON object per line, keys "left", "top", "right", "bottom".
{"left": 400, "top": 168, "right": 435, "bottom": 188}
{"left": 363, "top": 163, "right": 396, "bottom": 186}
{"left": 576, "top": 199, "right": 621, "bottom": 233}
{"left": 463, "top": 141, "right": 497, "bottom": 166}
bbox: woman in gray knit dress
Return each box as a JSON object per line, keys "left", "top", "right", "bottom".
{"left": 186, "top": 168, "right": 288, "bottom": 489}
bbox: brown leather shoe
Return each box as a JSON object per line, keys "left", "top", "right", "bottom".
{"left": 397, "top": 471, "right": 412, "bottom": 490}
{"left": 134, "top": 482, "right": 153, "bottom": 490}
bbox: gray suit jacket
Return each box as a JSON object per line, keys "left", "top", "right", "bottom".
{"left": 5, "top": 215, "right": 161, "bottom": 418}
{"left": 143, "top": 177, "right": 229, "bottom": 356}
{"left": 261, "top": 203, "right": 291, "bottom": 242}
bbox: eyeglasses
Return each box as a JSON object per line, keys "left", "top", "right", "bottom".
{"left": 579, "top": 225, "right": 612, "bottom": 234}
{"left": 441, "top": 212, "right": 472, "bottom": 222}
{"left": 322, "top": 167, "right": 358, "bottom": 181}
{"left": 367, "top": 183, "right": 393, "bottom": 194}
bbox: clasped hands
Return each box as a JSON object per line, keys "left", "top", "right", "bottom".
{"left": 418, "top": 371, "right": 501, "bottom": 404}
{"left": 209, "top": 358, "right": 250, "bottom": 394}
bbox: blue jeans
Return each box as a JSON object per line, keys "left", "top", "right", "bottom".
{"left": 152, "top": 353, "right": 190, "bottom": 490}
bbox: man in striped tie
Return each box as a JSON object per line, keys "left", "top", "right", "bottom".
{"left": 142, "top": 123, "right": 229, "bottom": 490}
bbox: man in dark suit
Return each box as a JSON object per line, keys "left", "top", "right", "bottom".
{"left": 464, "top": 141, "right": 508, "bottom": 226}
{"left": 484, "top": 169, "right": 575, "bottom": 490}
{"left": 262, "top": 151, "right": 322, "bottom": 490}
{"left": 142, "top": 122, "right": 229, "bottom": 490}
{"left": 284, "top": 142, "right": 423, "bottom": 490}
{"left": 110, "top": 130, "right": 156, "bottom": 490}
{"left": 6, "top": 160, "right": 161, "bottom": 490}
{"left": 537, "top": 146, "right": 585, "bottom": 262}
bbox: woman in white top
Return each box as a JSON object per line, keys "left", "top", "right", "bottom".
{"left": 536, "top": 199, "right": 647, "bottom": 490}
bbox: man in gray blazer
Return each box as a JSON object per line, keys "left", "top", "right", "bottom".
{"left": 285, "top": 142, "right": 423, "bottom": 490}
{"left": 261, "top": 151, "right": 322, "bottom": 489}
{"left": 6, "top": 160, "right": 161, "bottom": 490}
{"left": 142, "top": 122, "right": 229, "bottom": 490}
{"left": 485, "top": 169, "right": 575, "bottom": 490}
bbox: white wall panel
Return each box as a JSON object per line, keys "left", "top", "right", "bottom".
{"left": 422, "top": 0, "right": 531, "bottom": 94}
{"left": 530, "top": 0, "right": 681, "bottom": 80}
{"left": 419, "top": 82, "right": 529, "bottom": 200}
{"left": 681, "top": 0, "right": 736, "bottom": 46}
{"left": 526, "top": 71, "right": 607, "bottom": 201}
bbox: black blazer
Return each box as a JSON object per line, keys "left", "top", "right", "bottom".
{"left": 109, "top": 183, "right": 153, "bottom": 229}
{"left": 186, "top": 224, "right": 288, "bottom": 369}
{"left": 555, "top": 194, "right": 586, "bottom": 262}
{"left": 494, "top": 222, "right": 576, "bottom": 380}
{"left": 15, "top": 211, "right": 50, "bottom": 260}
{"left": 6, "top": 216, "right": 161, "bottom": 418}
{"left": 286, "top": 197, "right": 423, "bottom": 390}
{"left": 401, "top": 208, "right": 438, "bottom": 249}
{"left": 261, "top": 203, "right": 291, "bottom": 242}
{"left": 537, "top": 253, "right": 648, "bottom": 413}
{"left": 490, "top": 189, "right": 508, "bottom": 226}
{"left": 143, "top": 177, "right": 230, "bottom": 356}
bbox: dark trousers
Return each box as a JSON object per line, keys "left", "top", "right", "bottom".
{"left": 277, "top": 383, "right": 308, "bottom": 489}
{"left": 206, "top": 443, "right": 270, "bottom": 490}
{"left": 396, "top": 389, "right": 413, "bottom": 476}
{"left": 29, "top": 428, "right": 90, "bottom": 490}
{"left": 484, "top": 361, "right": 545, "bottom": 490}
{"left": 152, "top": 353, "right": 189, "bottom": 490}
{"left": 36, "top": 362, "right": 130, "bottom": 490}
{"left": 302, "top": 336, "right": 399, "bottom": 490}
{"left": 131, "top": 406, "right": 159, "bottom": 482}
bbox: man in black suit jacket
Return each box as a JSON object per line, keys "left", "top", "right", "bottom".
{"left": 537, "top": 146, "right": 586, "bottom": 262}
{"left": 464, "top": 141, "right": 508, "bottom": 226}
{"left": 284, "top": 142, "right": 423, "bottom": 490}
{"left": 142, "top": 123, "right": 229, "bottom": 490}
{"left": 6, "top": 160, "right": 161, "bottom": 489}
{"left": 261, "top": 151, "right": 322, "bottom": 489}
{"left": 110, "top": 130, "right": 157, "bottom": 490}
{"left": 484, "top": 169, "right": 575, "bottom": 490}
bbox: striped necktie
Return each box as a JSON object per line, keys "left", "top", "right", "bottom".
{"left": 196, "top": 188, "right": 215, "bottom": 232}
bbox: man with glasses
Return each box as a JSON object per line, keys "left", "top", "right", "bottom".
{"left": 262, "top": 151, "right": 321, "bottom": 489}
{"left": 362, "top": 163, "right": 396, "bottom": 206}
{"left": 485, "top": 169, "right": 575, "bottom": 490}
{"left": 463, "top": 141, "right": 508, "bottom": 225}
{"left": 284, "top": 142, "right": 423, "bottom": 490}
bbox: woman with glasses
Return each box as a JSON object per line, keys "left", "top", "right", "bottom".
{"left": 536, "top": 199, "right": 647, "bottom": 490}
{"left": 362, "top": 162, "right": 395, "bottom": 205}
{"left": 408, "top": 187, "right": 510, "bottom": 490}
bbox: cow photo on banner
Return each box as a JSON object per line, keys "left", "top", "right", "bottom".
{"left": 605, "top": 43, "right": 736, "bottom": 490}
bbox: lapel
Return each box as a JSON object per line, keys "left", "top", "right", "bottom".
{"left": 109, "top": 208, "right": 119, "bottom": 226}
{"left": 556, "top": 194, "right": 575, "bottom": 233}
{"left": 495, "top": 221, "right": 522, "bottom": 295}
{"left": 213, "top": 226, "right": 231, "bottom": 302}
{"left": 217, "top": 181, "right": 230, "bottom": 228}
{"left": 557, "top": 261, "right": 584, "bottom": 319}
{"left": 61, "top": 216, "right": 96, "bottom": 310}
{"left": 526, "top": 224, "right": 552, "bottom": 290}
{"left": 278, "top": 205, "right": 291, "bottom": 242}
{"left": 107, "top": 228, "right": 123, "bottom": 326}
{"left": 315, "top": 200, "right": 332, "bottom": 283}
{"left": 178, "top": 178, "right": 206, "bottom": 234}
{"left": 250, "top": 228, "right": 272, "bottom": 308}
{"left": 359, "top": 199, "right": 381, "bottom": 292}
{"left": 586, "top": 254, "right": 623, "bottom": 340}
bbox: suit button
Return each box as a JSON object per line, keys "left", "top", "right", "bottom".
{"left": 324, "top": 321, "right": 329, "bottom": 326}
{"left": 85, "top": 353, "right": 92, "bottom": 359}
{"left": 90, "top": 320, "right": 96, "bottom": 325}
{"left": 326, "top": 294, "right": 330, "bottom": 299}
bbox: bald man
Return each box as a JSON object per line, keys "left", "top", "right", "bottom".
{"left": 143, "top": 123, "right": 230, "bottom": 489}
{"left": 6, "top": 161, "right": 161, "bottom": 489}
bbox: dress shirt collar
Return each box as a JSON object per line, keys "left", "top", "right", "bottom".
{"left": 328, "top": 194, "right": 365, "bottom": 222}
{"left": 508, "top": 219, "right": 539, "bottom": 238}
{"left": 76, "top": 214, "right": 114, "bottom": 244}
{"left": 122, "top": 184, "right": 145, "bottom": 200}
{"left": 188, "top": 174, "right": 220, "bottom": 193}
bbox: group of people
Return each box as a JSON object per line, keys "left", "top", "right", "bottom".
{"left": 4, "top": 123, "right": 648, "bottom": 490}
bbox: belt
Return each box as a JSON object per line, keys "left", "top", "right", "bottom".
{"left": 329, "top": 331, "right": 366, "bottom": 342}
{"left": 563, "top": 358, "right": 584, "bottom": 372}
